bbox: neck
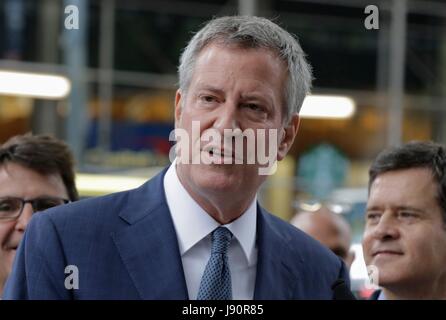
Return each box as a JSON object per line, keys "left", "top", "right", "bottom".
{"left": 192, "top": 193, "right": 255, "bottom": 224}
{"left": 383, "top": 277, "right": 446, "bottom": 300}
{"left": 176, "top": 166, "right": 257, "bottom": 224}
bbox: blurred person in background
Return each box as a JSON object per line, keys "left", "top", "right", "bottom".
{"left": 291, "top": 205, "right": 355, "bottom": 269}
{"left": 0, "top": 134, "right": 78, "bottom": 297}
{"left": 362, "top": 141, "right": 446, "bottom": 300}
{"left": 4, "top": 15, "right": 350, "bottom": 300}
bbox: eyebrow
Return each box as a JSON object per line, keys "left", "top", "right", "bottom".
{"left": 365, "top": 205, "right": 425, "bottom": 214}
{"left": 395, "top": 206, "right": 425, "bottom": 213}
{"left": 365, "top": 206, "right": 382, "bottom": 212}
{"left": 196, "top": 85, "right": 225, "bottom": 96}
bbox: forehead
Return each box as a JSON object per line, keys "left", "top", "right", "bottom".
{"left": 0, "top": 162, "right": 67, "bottom": 198}
{"left": 191, "top": 43, "right": 287, "bottom": 85}
{"left": 368, "top": 167, "right": 438, "bottom": 207}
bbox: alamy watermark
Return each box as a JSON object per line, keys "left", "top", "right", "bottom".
{"left": 364, "top": 5, "right": 379, "bottom": 30}
{"left": 64, "top": 5, "right": 79, "bottom": 30}
{"left": 365, "top": 264, "right": 380, "bottom": 290}
{"left": 64, "top": 265, "right": 79, "bottom": 290}
{"left": 169, "top": 121, "right": 279, "bottom": 176}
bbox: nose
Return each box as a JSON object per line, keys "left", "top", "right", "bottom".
{"left": 14, "top": 203, "right": 34, "bottom": 232}
{"left": 212, "top": 101, "right": 240, "bottom": 133}
{"left": 371, "top": 211, "right": 400, "bottom": 241}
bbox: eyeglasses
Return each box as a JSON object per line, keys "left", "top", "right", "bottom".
{"left": 0, "top": 197, "right": 69, "bottom": 220}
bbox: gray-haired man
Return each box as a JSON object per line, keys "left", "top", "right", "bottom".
{"left": 4, "top": 16, "right": 350, "bottom": 300}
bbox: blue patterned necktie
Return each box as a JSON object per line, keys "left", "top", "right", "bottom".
{"left": 196, "top": 227, "right": 233, "bottom": 300}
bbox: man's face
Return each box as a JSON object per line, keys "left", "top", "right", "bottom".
{"left": 0, "top": 162, "right": 68, "bottom": 285}
{"left": 175, "top": 43, "right": 299, "bottom": 205}
{"left": 362, "top": 168, "right": 446, "bottom": 291}
{"left": 292, "top": 210, "right": 354, "bottom": 268}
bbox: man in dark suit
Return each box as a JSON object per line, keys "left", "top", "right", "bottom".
{"left": 4, "top": 16, "right": 350, "bottom": 300}
{"left": 363, "top": 142, "right": 446, "bottom": 300}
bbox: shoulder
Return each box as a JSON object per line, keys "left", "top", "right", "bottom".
{"left": 40, "top": 188, "right": 132, "bottom": 228}
{"left": 41, "top": 167, "right": 168, "bottom": 230}
{"left": 260, "top": 209, "right": 344, "bottom": 271}
{"left": 30, "top": 169, "right": 166, "bottom": 241}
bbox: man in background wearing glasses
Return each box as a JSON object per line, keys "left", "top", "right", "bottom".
{"left": 0, "top": 134, "right": 78, "bottom": 297}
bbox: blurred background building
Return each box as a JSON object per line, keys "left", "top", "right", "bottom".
{"left": 1, "top": 0, "right": 445, "bottom": 297}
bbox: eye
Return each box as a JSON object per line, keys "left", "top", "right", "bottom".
{"left": 0, "top": 199, "right": 19, "bottom": 212}
{"left": 200, "top": 95, "right": 217, "bottom": 103}
{"left": 34, "top": 198, "right": 66, "bottom": 212}
{"left": 398, "top": 211, "right": 418, "bottom": 221}
{"left": 366, "top": 212, "right": 381, "bottom": 224}
{"left": 244, "top": 103, "right": 263, "bottom": 112}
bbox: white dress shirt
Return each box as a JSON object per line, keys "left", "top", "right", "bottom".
{"left": 163, "top": 161, "right": 258, "bottom": 300}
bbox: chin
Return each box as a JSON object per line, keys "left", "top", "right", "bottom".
{"left": 179, "top": 162, "right": 258, "bottom": 195}
{"left": 2, "top": 250, "right": 15, "bottom": 274}
{"left": 373, "top": 262, "right": 410, "bottom": 287}
{"left": 7, "top": 249, "right": 16, "bottom": 263}
{"left": 378, "top": 272, "right": 410, "bottom": 288}
{"left": 194, "top": 166, "right": 241, "bottom": 191}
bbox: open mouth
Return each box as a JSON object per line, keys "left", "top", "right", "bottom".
{"left": 204, "top": 146, "right": 235, "bottom": 159}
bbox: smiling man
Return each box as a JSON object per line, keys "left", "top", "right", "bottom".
{"left": 363, "top": 141, "right": 446, "bottom": 300}
{"left": 0, "top": 134, "right": 77, "bottom": 297}
{"left": 4, "top": 16, "right": 350, "bottom": 300}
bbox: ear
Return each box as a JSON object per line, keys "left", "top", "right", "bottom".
{"left": 174, "top": 89, "right": 183, "bottom": 127}
{"left": 277, "top": 114, "right": 300, "bottom": 161}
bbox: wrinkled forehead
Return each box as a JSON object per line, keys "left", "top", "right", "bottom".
{"left": 195, "top": 40, "right": 286, "bottom": 67}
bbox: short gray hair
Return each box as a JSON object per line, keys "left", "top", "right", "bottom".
{"left": 178, "top": 16, "right": 313, "bottom": 122}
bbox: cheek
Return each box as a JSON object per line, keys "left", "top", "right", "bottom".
{"left": 255, "top": 128, "right": 280, "bottom": 149}
{"left": 0, "top": 223, "right": 15, "bottom": 245}
{"left": 409, "top": 230, "right": 446, "bottom": 262}
{"left": 361, "top": 231, "right": 374, "bottom": 261}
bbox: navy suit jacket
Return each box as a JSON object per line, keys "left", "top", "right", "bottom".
{"left": 4, "top": 167, "right": 350, "bottom": 299}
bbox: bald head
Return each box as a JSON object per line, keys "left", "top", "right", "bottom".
{"left": 291, "top": 206, "right": 354, "bottom": 268}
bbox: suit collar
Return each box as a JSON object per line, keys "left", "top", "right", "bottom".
{"left": 254, "top": 205, "right": 304, "bottom": 299}
{"left": 112, "top": 167, "right": 303, "bottom": 300}
{"left": 116, "top": 167, "right": 168, "bottom": 225}
{"left": 369, "top": 289, "right": 383, "bottom": 300}
{"left": 164, "top": 162, "right": 257, "bottom": 265}
{"left": 112, "top": 167, "right": 189, "bottom": 299}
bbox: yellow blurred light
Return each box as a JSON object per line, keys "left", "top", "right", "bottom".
{"left": 300, "top": 95, "right": 356, "bottom": 119}
{"left": 0, "top": 70, "right": 71, "bottom": 99}
{"left": 300, "top": 202, "right": 322, "bottom": 212}
{"left": 76, "top": 173, "right": 147, "bottom": 197}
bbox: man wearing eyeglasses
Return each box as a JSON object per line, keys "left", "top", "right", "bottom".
{"left": 0, "top": 134, "right": 78, "bottom": 297}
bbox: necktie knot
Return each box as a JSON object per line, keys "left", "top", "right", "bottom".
{"left": 211, "top": 227, "right": 232, "bottom": 254}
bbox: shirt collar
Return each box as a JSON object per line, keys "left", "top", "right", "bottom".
{"left": 224, "top": 197, "right": 257, "bottom": 266}
{"left": 164, "top": 160, "right": 257, "bottom": 266}
{"left": 377, "top": 290, "right": 386, "bottom": 300}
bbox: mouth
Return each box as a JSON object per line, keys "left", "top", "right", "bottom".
{"left": 4, "top": 243, "right": 18, "bottom": 252}
{"left": 202, "top": 146, "right": 237, "bottom": 160}
{"left": 372, "top": 250, "right": 403, "bottom": 257}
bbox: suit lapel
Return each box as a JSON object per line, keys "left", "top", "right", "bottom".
{"left": 111, "top": 168, "right": 189, "bottom": 299}
{"left": 110, "top": 169, "right": 306, "bottom": 300}
{"left": 253, "top": 206, "right": 304, "bottom": 299}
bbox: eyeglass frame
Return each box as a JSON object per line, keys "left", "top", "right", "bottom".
{"left": 0, "top": 196, "right": 70, "bottom": 221}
